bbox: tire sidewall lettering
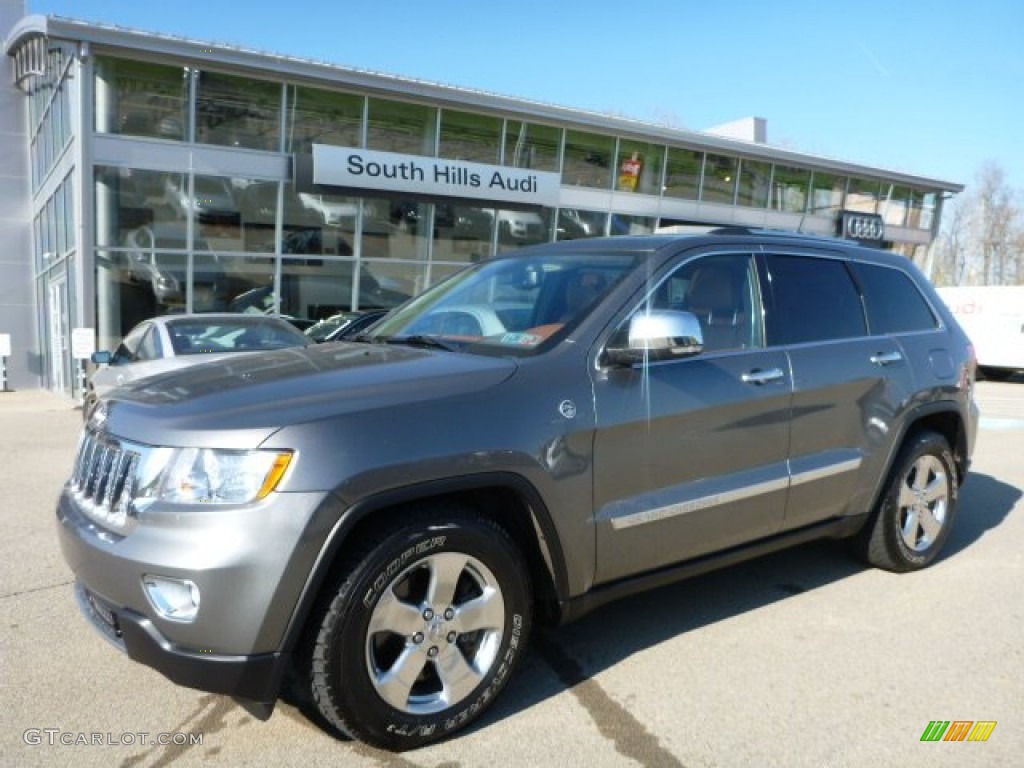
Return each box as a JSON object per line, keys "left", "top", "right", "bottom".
{"left": 362, "top": 534, "right": 447, "bottom": 608}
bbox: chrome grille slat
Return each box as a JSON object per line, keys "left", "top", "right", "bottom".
{"left": 70, "top": 429, "right": 141, "bottom": 534}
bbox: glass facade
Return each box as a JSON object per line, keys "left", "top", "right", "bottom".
{"left": 9, "top": 36, "right": 956, "bottom": 395}
{"left": 285, "top": 85, "right": 363, "bottom": 153}
{"left": 196, "top": 70, "right": 281, "bottom": 150}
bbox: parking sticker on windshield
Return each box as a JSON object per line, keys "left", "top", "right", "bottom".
{"left": 500, "top": 332, "right": 541, "bottom": 346}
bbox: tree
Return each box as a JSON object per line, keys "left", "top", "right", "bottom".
{"left": 932, "top": 162, "right": 1022, "bottom": 286}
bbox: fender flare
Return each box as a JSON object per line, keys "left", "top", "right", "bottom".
{"left": 276, "top": 471, "right": 571, "bottom": 657}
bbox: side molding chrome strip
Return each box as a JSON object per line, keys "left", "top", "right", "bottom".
{"left": 610, "top": 477, "right": 789, "bottom": 530}
{"left": 790, "top": 457, "right": 863, "bottom": 487}
{"left": 609, "top": 456, "right": 863, "bottom": 530}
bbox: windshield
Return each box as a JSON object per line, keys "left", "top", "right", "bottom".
{"left": 363, "top": 249, "right": 642, "bottom": 356}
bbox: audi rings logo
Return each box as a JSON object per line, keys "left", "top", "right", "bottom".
{"left": 840, "top": 211, "right": 885, "bottom": 242}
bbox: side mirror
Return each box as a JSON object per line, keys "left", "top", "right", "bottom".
{"left": 604, "top": 310, "right": 704, "bottom": 367}
{"left": 91, "top": 350, "right": 112, "bottom": 365}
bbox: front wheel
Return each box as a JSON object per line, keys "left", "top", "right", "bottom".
{"left": 308, "top": 511, "right": 532, "bottom": 750}
{"left": 858, "top": 431, "right": 959, "bottom": 572}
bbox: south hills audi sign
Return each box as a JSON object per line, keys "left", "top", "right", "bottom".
{"left": 309, "top": 145, "right": 561, "bottom": 207}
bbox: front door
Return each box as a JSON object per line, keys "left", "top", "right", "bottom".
{"left": 592, "top": 252, "right": 793, "bottom": 584}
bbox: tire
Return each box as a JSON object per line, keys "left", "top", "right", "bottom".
{"left": 858, "top": 431, "right": 958, "bottom": 572}
{"left": 308, "top": 510, "right": 532, "bottom": 750}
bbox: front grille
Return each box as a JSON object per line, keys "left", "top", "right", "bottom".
{"left": 70, "top": 430, "right": 140, "bottom": 533}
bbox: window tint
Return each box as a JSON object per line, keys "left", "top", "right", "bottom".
{"left": 851, "top": 262, "right": 937, "bottom": 334}
{"left": 766, "top": 255, "right": 866, "bottom": 345}
{"left": 648, "top": 253, "right": 763, "bottom": 352}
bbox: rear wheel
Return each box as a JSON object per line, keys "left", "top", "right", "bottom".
{"left": 858, "top": 431, "right": 958, "bottom": 572}
{"left": 308, "top": 511, "right": 532, "bottom": 750}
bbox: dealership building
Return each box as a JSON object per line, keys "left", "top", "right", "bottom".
{"left": 1, "top": 1, "right": 964, "bottom": 397}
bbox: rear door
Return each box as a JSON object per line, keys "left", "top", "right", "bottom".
{"left": 762, "top": 251, "right": 915, "bottom": 530}
{"left": 592, "top": 250, "right": 793, "bottom": 583}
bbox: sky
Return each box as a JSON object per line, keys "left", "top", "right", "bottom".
{"left": 23, "top": 0, "right": 1024, "bottom": 195}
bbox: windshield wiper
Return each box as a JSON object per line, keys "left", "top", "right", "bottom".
{"left": 383, "top": 334, "right": 459, "bottom": 352}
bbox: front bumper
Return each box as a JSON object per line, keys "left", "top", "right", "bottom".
{"left": 75, "top": 580, "right": 283, "bottom": 702}
{"left": 57, "top": 485, "right": 339, "bottom": 702}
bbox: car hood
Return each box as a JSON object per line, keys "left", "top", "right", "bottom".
{"left": 98, "top": 343, "right": 518, "bottom": 448}
{"left": 91, "top": 352, "right": 242, "bottom": 398}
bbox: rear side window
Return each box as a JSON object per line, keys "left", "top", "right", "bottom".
{"left": 765, "top": 254, "right": 866, "bottom": 345}
{"left": 851, "top": 262, "right": 938, "bottom": 334}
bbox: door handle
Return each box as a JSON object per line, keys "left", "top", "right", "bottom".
{"left": 869, "top": 351, "right": 903, "bottom": 366}
{"left": 741, "top": 367, "right": 785, "bottom": 385}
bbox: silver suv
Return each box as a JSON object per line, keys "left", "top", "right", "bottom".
{"left": 58, "top": 230, "right": 978, "bottom": 750}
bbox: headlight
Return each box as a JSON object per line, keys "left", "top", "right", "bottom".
{"left": 140, "top": 447, "right": 293, "bottom": 505}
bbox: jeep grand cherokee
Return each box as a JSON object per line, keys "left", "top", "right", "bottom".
{"left": 58, "top": 230, "right": 978, "bottom": 750}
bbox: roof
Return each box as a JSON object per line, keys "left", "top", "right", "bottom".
{"left": 5, "top": 13, "right": 964, "bottom": 193}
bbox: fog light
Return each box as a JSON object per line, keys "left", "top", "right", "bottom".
{"left": 142, "top": 575, "right": 200, "bottom": 622}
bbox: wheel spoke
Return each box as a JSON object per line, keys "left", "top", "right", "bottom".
{"left": 368, "top": 588, "right": 423, "bottom": 637}
{"left": 910, "top": 459, "right": 931, "bottom": 491}
{"left": 901, "top": 508, "right": 921, "bottom": 547}
{"left": 434, "top": 643, "right": 484, "bottom": 705}
{"left": 451, "top": 587, "right": 505, "bottom": 634}
{"left": 918, "top": 505, "right": 944, "bottom": 543}
{"left": 374, "top": 645, "right": 429, "bottom": 710}
{"left": 425, "top": 553, "right": 469, "bottom": 608}
{"left": 922, "top": 473, "right": 948, "bottom": 505}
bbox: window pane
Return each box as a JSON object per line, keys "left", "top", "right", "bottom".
{"left": 846, "top": 177, "right": 881, "bottom": 214}
{"left": 736, "top": 159, "right": 771, "bottom": 208}
{"left": 701, "top": 154, "right": 737, "bottom": 204}
{"left": 663, "top": 148, "right": 702, "bottom": 200}
{"left": 196, "top": 71, "right": 281, "bottom": 151}
{"left": 63, "top": 174, "right": 76, "bottom": 252}
{"left": 259, "top": 257, "right": 411, "bottom": 318}
{"left": 881, "top": 184, "right": 909, "bottom": 226}
{"left": 496, "top": 207, "right": 550, "bottom": 249}
{"left": 440, "top": 109, "right": 501, "bottom": 163}
{"left": 646, "top": 253, "right": 762, "bottom": 352}
{"left": 563, "top": 130, "right": 614, "bottom": 189}
{"left": 95, "top": 167, "right": 186, "bottom": 248}
{"left": 851, "top": 263, "right": 937, "bottom": 334}
{"left": 285, "top": 85, "right": 363, "bottom": 153}
{"left": 766, "top": 255, "right": 866, "bottom": 344}
{"left": 366, "top": 98, "right": 437, "bottom": 156}
{"left": 433, "top": 204, "right": 494, "bottom": 263}
{"left": 94, "top": 56, "right": 188, "bottom": 139}
{"left": 556, "top": 208, "right": 606, "bottom": 240}
{"left": 503, "top": 121, "right": 560, "bottom": 172}
{"left": 612, "top": 213, "right": 655, "bottom": 236}
{"left": 920, "top": 192, "right": 936, "bottom": 230}
{"left": 809, "top": 172, "right": 846, "bottom": 216}
{"left": 616, "top": 140, "right": 663, "bottom": 195}
{"left": 769, "top": 164, "right": 809, "bottom": 212}
{"left": 190, "top": 174, "right": 244, "bottom": 247}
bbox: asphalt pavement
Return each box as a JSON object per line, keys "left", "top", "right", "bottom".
{"left": 1, "top": 382, "right": 1021, "bottom": 768}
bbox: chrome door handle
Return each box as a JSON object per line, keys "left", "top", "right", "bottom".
{"left": 869, "top": 351, "right": 903, "bottom": 366}
{"left": 741, "top": 367, "right": 785, "bottom": 385}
